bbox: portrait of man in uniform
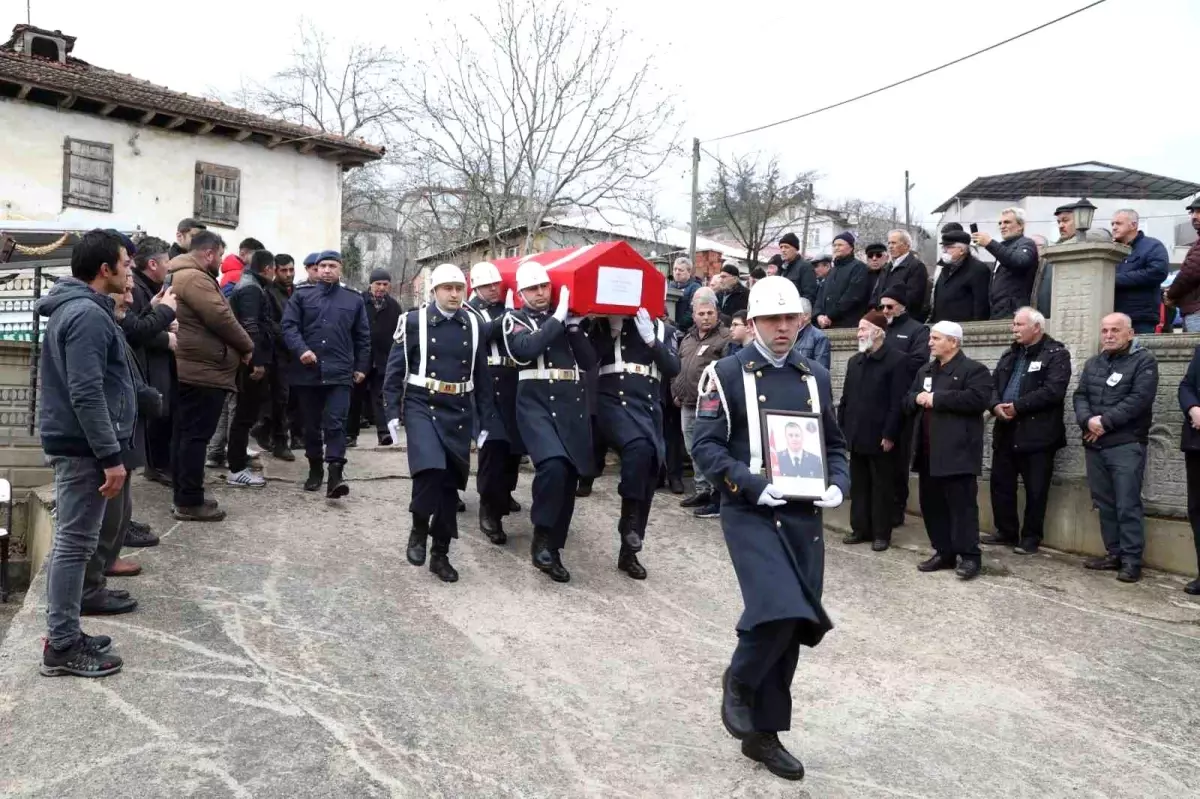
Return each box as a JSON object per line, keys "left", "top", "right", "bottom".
{"left": 765, "top": 414, "right": 827, "bottom": 497}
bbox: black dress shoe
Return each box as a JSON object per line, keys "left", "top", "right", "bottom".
{"left": 429, "top": 554, "right": 459, "bottom": 583}
{"left": 981, "top": 533, "right": 1017, "bottom": 546}
{"left": 955, "top": 559, "right": 981, "bottom": 580}
{"left": 304, "top": 460, "right": 324, "bottom": 492}
{"left": 81, "top": 592, "right": 138, "bottom": 616}
{"left": 871, "top": 539, "right": 890, "bottom": 552}
{"left": 508, "top": 497, "right": 521, "bottom": 513}
{"left": 842, "top": 532, "right": 869, "bottom": 545}
{"left": 680, "top": 492, "right": 711, "bottom": 509}
{"left": 479, "top": 506, "right": 507, "bottom": 545}
{"left": 142, "top": 467, "right": 172, "bottom": 487}
{"left": 272, "top": 445, "right": 296, "bottom": 462}
{"left": 104, "top": 588, "right": 131, "bottom": 600}
{"left": 617, "top": 548, "right": 647, "bottom": 580}
{"left": 668, "top": 476, "right": 685, "bottom": 495}
{"left": 721, "top": 668, "right": 755, "bottom": 740}
{"left": 346, "top": 436, "right": 358, "bottom": 449}
{"left": 546, "top": 550, "right": 571, "bottom": 583}
{"left": 531, "top": 529, "right": 554, "bottom": 572}
{"left": 378, "top": 434, "right": 393, "bottom": 447}
{"left": 407, "top": 515, "right": 430, "bottom": 566}
{"left": 575, "top": 478, "right": 594, "bottom": 498}
{"left": 917, "top": 553, "right": 956, "bottom": 572}
{"left": 618, "top": 498, "right": 642, "bottom": 553}
{"left": 741, "top": 732, "right": 805, "bottom": 781}
{"left": 124, "top": 520, "right": 159, "bottom": 548}
{"left": 1117, "top": 564, "right": 1142, "bottom": 583}
{"left": 1084, "top": 553, "right": 1121, "bottom": 571}
{"left": 326, "top": 464, "right": 349, "bottom": 499}
{"left": 1184, "top": 578, "right": 1200, "bottom": 595}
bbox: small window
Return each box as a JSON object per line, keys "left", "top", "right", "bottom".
{"left": 193, "top": 161, "right": 241, "bottom": 228}
{"left": 62, "top": 138, "right": 113, "bottom": 212}
{"left": 366, "top": 235, "right": 377, "bottom": 252}
{"left": 504, "top": 245, "right": 519, "bottom": 258}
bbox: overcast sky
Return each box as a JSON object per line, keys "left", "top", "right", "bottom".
{"left": 19, "top": 0, "right": 1200, "bottom": 231}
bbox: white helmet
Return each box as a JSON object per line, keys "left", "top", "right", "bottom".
{"left": 747, "top": 276, "right": 804, "bottom": 319}
{"left": 470, "top": 261, "right": 502, "bottom": 288}
{"left": 429, "top": 263, "right": 467, "bottom": 291}
{"left": 516, "top": 261, "right": 551, "bottom": 291}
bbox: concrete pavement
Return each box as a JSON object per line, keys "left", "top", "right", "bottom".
{"left": 1, "top": 446, "right": 1198, "bottom": 798}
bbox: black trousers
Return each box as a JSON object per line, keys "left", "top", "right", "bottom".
{"left": 348, "top": 370, "right": 387, "bottom": 441}
{"left": 729, "top": 619, "right": 802, "bottom": 733}
{"left": 617, "top": 437, "right": 658, "bottom": 503}
{"left": 82, "top": 480, "right": 131, "bottom": 603}
{"left": 1187, "top": 453, "right": 1200, "bottom": 571}
{"left": 285, "top": 378, "right": 305, "bottom": 442}
{"left": 477, "top": 439, "right": 521, "bottom": 513}
{"left": 145, "top": 413, "right": 173, "bottom": 475}
{"left": 918, "top": 472, "right": 981, "bottom": 561}
{"left": 892, "top": 418, "right": 916, "bottom": 525}
{"left": 531, "top": 456, "right": 578, "bottom": 550}
{"left": 257, "top": 361, "right": 291, "bottom": 447}
{"left": 850, "top": 451, "right": 897, "bottom": 540}
{"left": 295, "top": 384, "right": 351, "bottom": 463}
{"left": 589, "top": 416, "right": 608, "bottom": 476}
{"left": 411, "top": 467, "right": 459, "bottom": 551}
{"left": 664, "top": 399, "right": 685, "bottom": 481}
{"left": 227, "top": 366, "right": 271, "bottom": 473}
{"left": 172, "top": 383, "right": 227, "bottom": 508}
{"left": 990, "top": 442, "right": 1056, "bottom": 546}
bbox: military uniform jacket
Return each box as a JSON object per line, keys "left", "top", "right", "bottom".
{"left": 503, "top": 308, "right": 597, "bottom": 474}
{"left": 383, "top": 304, "right": 498, "bottom": 485}
{"left": 587, "top": 318, "right": 681, "bottom": 463}
{"left": 282, "top": 281, "right": 371, "bottom": 387}
{"left": 466, "top": 296, "right": 522, "bottom": 453}
{"left": 691, "top": 346, "right": 849, "bottom": 646}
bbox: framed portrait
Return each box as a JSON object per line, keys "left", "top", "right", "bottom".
{"left": 760, "top": 410, "right": 828, "bottom": 500}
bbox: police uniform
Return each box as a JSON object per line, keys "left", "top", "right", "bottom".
{"left": 503, "top": 281, "right": 597, "bottom": 583}
{"left": 465, "top": 288, "right": 523, "bottom": 544}
{"left": 587, "top": 314, "right": 680, "bottom": 579}
{"left": 691, "top": 276, "right": 849, "bottom": 780}
{"left": 383, "top": 267, "right": 499, "bottom": 583}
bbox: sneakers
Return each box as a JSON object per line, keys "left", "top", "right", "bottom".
{"left": 123, "top": 520, "right": 159, "bottom": 548}
{"left": 173, "top": 504, "right": 228, "bottom": 522}
{"left": 41, "top": 638, "right": 123, "bottom": 678}
{"left": 227, "top": 469, "right": 267, "bottom": 488}
{"left": 694, "top": 502, "right": 720, "bottom": 519}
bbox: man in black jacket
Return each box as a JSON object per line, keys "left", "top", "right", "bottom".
{"left": 225, "top": 250, "right": 277, "bottom": 488}
{"left": 1073, "top": 313, "right": 1159, "bottom": 583}
{"left": 253, "top": 254, "right": 297, "bottom": 461}
{"left": 880, "top": 288, "right": 929, "bottom": 526}
{"left": 905, "top": 321, "right": 994, "bottom": 580}
{"left": 128, "top": 237, "right": 177, "bottom": 486}
{"left": 1178, "top": 345, "right": 1200, "bottom": 595}
{"left": 816, "top": 233, "right": 869, "bottom": 329}
{"left": 838, "top": 310, "right": 910, "bottom": 550}
{"left": 972, "top": 208, "right": 1038, "bottom": 320}
{"left": 716, "top": 263, "right": 749, "bottom": 324}
{"left": 863, "top": 243, "right": 888, "bottom": 310}
{"left": 872, "top": 229, "right": 928, "bottom": 322}
{"left": 349, "top": 268, "right": 403, "bottom": 447}
{"left": 777, "top": 232, "right": 817, "bottom": 303}
{"left": 930, "top": 230, "right": 991, "bottom": 324}
{"left": 168, "top": 218, "right": 206, "bottom": 260}
{"left": 984, "top": 307, "right": 1071, "bottom": 554}
{"left": 812, "top": 255, "right": 831, "bottom": 317}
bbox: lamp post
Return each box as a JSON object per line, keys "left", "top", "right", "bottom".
{"left": 1072, "top": 198, "right": 1097, "bottom": 238}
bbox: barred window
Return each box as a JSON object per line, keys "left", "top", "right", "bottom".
{"left": 193, "top": 161, "right": 240, "bottom": 228}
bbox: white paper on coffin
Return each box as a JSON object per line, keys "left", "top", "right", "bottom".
{"left": 595, "top": 266, "right": 644, "bottom": 307}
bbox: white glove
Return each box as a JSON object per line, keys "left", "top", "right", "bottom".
{"left": 505, "top": 289, "right": 515, "bottom": 310}
{"left": 553, "top": 286, "right": 570, "bottom": 322}
{"left": 388, "top": 418, "right": 401, "bottom": 445}
{"left": 634, "top": 308, "right": 655, "bottom": 344}
{"left": 814, "top": 484, "right": 843, "bottom": 508}
{"left": 477, "top": 430, "right": 489, "bottom": 448}
{"left": 756, "top": 484, "right": 787, "bottom": 507}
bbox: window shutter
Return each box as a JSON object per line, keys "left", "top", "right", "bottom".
{"left": 62, "top": 138, "right": 113, "bottom": 212}
{"left": 193, "top": 161, "right": 241, "bottom": 228}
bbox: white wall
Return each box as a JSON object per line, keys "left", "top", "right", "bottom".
{"left": 0, "top": 98, "right": 345, "bottom": 255}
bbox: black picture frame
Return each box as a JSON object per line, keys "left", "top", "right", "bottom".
{"left": 760, "top": 409, "right": 828, "bottom": 500}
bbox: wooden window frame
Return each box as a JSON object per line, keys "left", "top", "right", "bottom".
{"left": 193, "top": 161, "right": 241, "bottom": 228}
{"left": 62, "top": 137, "right": 113, "bottom": 212}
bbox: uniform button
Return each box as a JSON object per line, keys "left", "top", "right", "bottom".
{"left": 549, "top": 396, "right": 555, "bottom": 401}
{"left": 619, "top": 391, "right": 624, "bottom": 396}
{"left": 756, "top": 371, "right": 763, "bottom": 378}
{"left": 458, "top": 425, "right": 463, "bottom": 430}
{"left": 776, "top": 520, "right": 782, "bottom": 528}
{"left": 431, "top": 372, "right": 437, "bottom": 377}
{"left": 759, "top": 395, "right": 766, "bottom": 402}
{"left": 462, "top": 360, "right": 468, "bottom": 365}
{"left": 432, "top": 338, "right": 437, "bottom": 343}
{"left": 619, "top": 375, "right": 625, "bottom": 380}
{"left": 431, "top": 355, "right": 437, "bottom": 360}
{"left": 621, "top": 401, "right": 627, "bottom": 406}
{"left": 552, "top": 412, "right": 557, "bottom": 417}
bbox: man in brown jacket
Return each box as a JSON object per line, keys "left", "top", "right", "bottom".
{"left": 1166, "top": 197, "right": 1200, "bottom": 332}
{"left": 672, "top": 287, "right": 731, "bottom": 517}
{"left": 167, "top": 230, "right": 254, "bottom": 521}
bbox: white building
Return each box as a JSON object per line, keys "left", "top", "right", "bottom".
{"left": 933, "top": 162, "right": 1200, "bottom": 263}
{"left": 0, "top": 23, "right": 382, "bottom": 255}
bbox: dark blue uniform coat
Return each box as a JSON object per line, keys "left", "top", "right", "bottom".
{"left": 383, "top": 304, "right": 499, "bottom": 485}
{"left": 466, "top": 296, "right": 522, "bottom": 453}
{"left": 282, "top": 282, "right": 371, "bottom": 387}
{"left": 692, "top": 347, "right": 849, "bottom": 646}
{"left": 503, "top": 309, "right": 597, "bottom": 474}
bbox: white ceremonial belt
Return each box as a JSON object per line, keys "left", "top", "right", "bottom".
{"left": 406, "top": 375, "right": 474, "bottom": 395}
{"left": 599, "top": 362, "right": 659, "bottom": 379}
{"left": 518, "top": 368, "right": 579, "bottom": 382}
{"left": 487, "top": 355, "right": 519, "bottom": 368}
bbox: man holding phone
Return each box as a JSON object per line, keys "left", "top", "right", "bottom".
{"left": 970, "top": 209, "right": 1039, "bottom": 320}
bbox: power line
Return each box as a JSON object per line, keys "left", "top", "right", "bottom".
{"left": 705, "top": 0, "right": 1110, "bottom": 144}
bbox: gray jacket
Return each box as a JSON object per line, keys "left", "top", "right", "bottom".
{"left": 795, "top": 323, "right": 831, "bottom": 370}
{"left": 36, "top": 278, "right": 137, "bottom": 468}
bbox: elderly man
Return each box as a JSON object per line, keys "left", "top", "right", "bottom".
{"left": 777, "top": 232, "right": 817, "bottom": 303}
{"left": 793, "top": 297, "right": 831, "bottom": 370}
{"left": 816, "top": 233, "right": 868, "bottom": 329}
{"left": 717, "top": 264, "right": 750, "bottom": 324}
{"left": 1109, "top": 209, "right": 1170, "bottom": 335}
{"left": 972, "top": 207, "right": 1038, "bottom": 320}
{"left": 905, "top": 321, "right": 993, "bottom": 580}
{"left": 1073, "top": 313, "right": 1159, "bottom": 583}
{"left": 872, "top": 229, "right": 928, "bottom": 321}
{"left": 1165, "top": 198, "right": 1200, "bottom": 332}
{"left": 880, "top": 288, "right": 929, "bottom": 526}
{"left": 349, "top": 268, "right": 402, "bottom": 447}
{"left": 838, "top": 310, "right": 910, "bottom": 550}
{"left": 984, "top": 308, "right": 1071, "bottom": 554}
{"left": 674, "top": 288, "right": 731, "bottom": 516}
{"left": 930, "top": 230, "right": 990, "bottom": 324}
{"left": 669, "top": 257, "right": 703, "bottom": 333}
{"left": 125, "top": 237, "right": 177, "bottom": 488}
{"left": 863, "top": 243, "right": 888, "bottom": 308}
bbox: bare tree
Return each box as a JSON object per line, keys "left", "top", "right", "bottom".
{"left": 396, "top": 0, "right": 680, "bottom": 254}
{"left": 836, "top": 199, "right": 904, "bottom": 251}
{"left": 699, "top": 153, "right": 817, "bottom": 265}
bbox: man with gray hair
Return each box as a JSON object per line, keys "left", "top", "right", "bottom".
{"left": 984, "top": 307, "right": 1072, "bottom": 554}
{"left": 1111, "top": 209, "right": 1169, "bottom": 335}
{"left": 669, "top": 257, "right": 702, "bottom": 333}
{"left": 972, "top": 207, "right": 1039, "bottom": 320}
{"left": 871, "top": 229, "right": 928, "bottom": 321}
{"left": 793, "top": 297, "right": 831, "bottom": 370}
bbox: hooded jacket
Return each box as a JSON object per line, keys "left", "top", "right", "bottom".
{"left": 167, "top": 252, "right": 254, "bottom": 391}
{"left": 218, "top": 253, "right": 245, "bottom": 296}
{"left": 36, "top": 278, "right": 137, "bottom": 468}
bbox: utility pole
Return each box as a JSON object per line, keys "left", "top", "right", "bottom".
{"left": 904, "top": 170, "right": 916, "bottom": 232}
{"left": 799, "top": 183, "right": 814, "bottom": 258}
{"left": 689, "top": 137, "right": 700, "bottom": 263}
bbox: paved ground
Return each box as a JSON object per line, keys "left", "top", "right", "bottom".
{"left": 1, "top": 445, "right": 1199, "bottom": 798}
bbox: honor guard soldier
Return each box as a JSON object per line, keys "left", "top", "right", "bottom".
{"left": 464, "top": 261, "right": 523, "bottom": 545}
{"left": 587, "top": 309, "right": 681, "bottom": 579}
{"left": 503, "top": 262, "right": 597, "bottom": 583}
{"left": 691, "top": 276, "right": 849, "bottom": 782}
{"left": 383, "top": 264, "right": 498, "bottom": 583}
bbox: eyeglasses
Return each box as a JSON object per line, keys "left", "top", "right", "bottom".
{"left": 879, "top": 303, "right": 898, "bottom": 310}
{"left": 867, "top": 253, "right": 886, "bottom": 259}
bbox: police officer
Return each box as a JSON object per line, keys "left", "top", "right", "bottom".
{"left": 503, "top": 263, "right": 597, "bottom": 583}
{"left": 692, "top": 276, "right": 848, "bottom": 782}
{"left": 281, "top": 250, "right": 370, "bottom": 498}
{"left": 384, "top": 264, "right": 498, "bottom": 582}
{"left": 464, "top": 261, "right": 523, "bottom": 545}
{"left": 587, "top": 308, "right": 680, "bottom": 579}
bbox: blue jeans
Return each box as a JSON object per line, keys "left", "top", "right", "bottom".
{"left": 681, "top": 406, "right": 712, "bottom": 495}
{"left": 45, "top": 455, "right": 109, "bottom": 650}
{"left": 1085, "top": 443, "right": 1147, "bottom": 566}
{"left": 296, "top": 384, "right": 351, "bottom": 463}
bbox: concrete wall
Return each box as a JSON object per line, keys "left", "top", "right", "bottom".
{"left": 0, "top": 98, "right": 344, "bottom": 254}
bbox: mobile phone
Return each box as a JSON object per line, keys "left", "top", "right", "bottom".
{"left": 969, "top": 223, "right": 979, "bottom": 234}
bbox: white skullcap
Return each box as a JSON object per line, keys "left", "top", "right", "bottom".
{"left": 931, "top": 320, "right": 964, "bottom": 341}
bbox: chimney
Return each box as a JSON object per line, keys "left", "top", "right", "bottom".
{"left": 4, "top": 25, "right": 76, "bottom": 64}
